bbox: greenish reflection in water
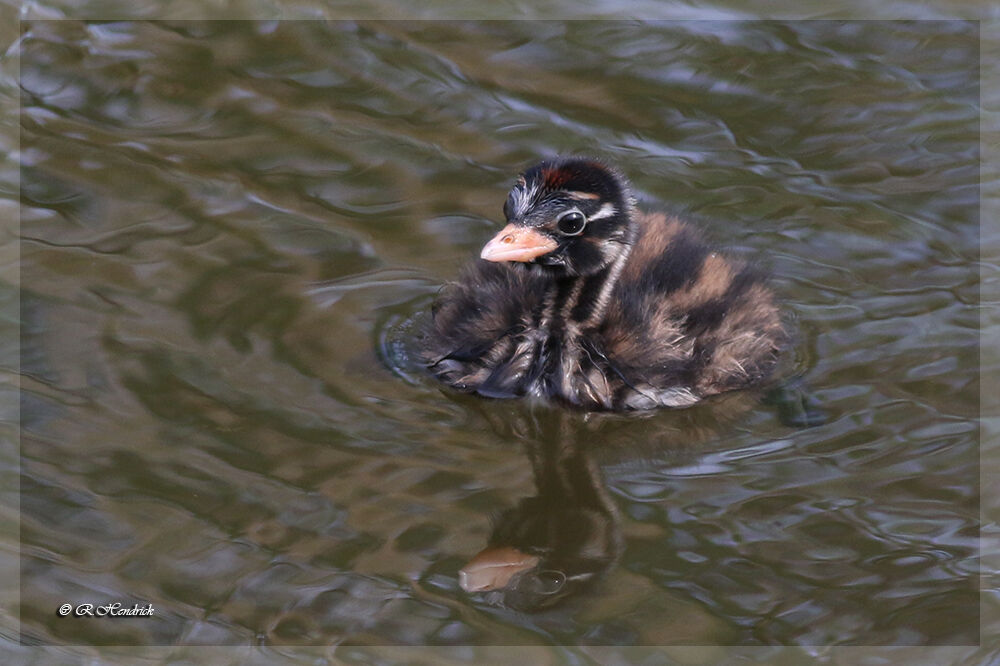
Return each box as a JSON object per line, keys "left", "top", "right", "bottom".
{"left": 17, "top": 19, "right": 980, "bottom": 647}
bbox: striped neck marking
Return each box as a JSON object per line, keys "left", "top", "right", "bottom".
{"left": 531, "top": 231, "right": 634, "bottom": 401}
{"left": 554, "top": 220, "right": 636, "bottom": 334}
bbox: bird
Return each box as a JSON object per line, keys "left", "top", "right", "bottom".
{"left": 421, "top": 157, "right": 788, "bottom": 412}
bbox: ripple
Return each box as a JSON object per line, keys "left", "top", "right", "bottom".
{"left": 15, "top": 16, "right": 983, "bottom": 648}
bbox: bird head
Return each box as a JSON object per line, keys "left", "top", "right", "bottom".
{"left": 481, "top": 157, "right": 636, "bottom": 277}
{"left": 458, "top": 498, "right": 619, "bottom": 612}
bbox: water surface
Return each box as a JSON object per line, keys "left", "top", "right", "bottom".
{"left": 16, "top": 19, "right": 982, "bottom": 648}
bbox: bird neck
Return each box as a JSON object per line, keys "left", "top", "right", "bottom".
{"left": 543, "top": 232, "right": 634, "bottom": 335}
{"left": 520, "top": 420, "right": 623, "bottom": 576}
{"left": 525, "top": 217, "right": 635, "bottom": 404}
{"left": 528, "top": 419, "right": 617, "bottom": 515}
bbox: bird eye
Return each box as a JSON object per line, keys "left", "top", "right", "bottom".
{"left": 556, "top": 210, "right": 587, "bottom": 236}
{"left": 530, "top": 570, "right": 566, "bottom": 595}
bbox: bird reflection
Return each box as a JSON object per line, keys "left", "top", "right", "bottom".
{"left": 455, "top": 382, "right": 822, "bottom": 612}
{"left": 459, "top": 418, "right": 623, "bottom": 611}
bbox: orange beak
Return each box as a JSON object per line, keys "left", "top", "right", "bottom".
{"left": 458, "top": 546, "right": 540, "bottom": 592}
{"left": 480, "top": 224, "right": 558, "bottom": 263}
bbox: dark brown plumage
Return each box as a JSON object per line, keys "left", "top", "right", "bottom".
{"left": 422, "top": 157, "right": 787, "bottom": 411}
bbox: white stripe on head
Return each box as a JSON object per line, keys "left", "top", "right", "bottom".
{"left": 586, "top": 202, "right": 617, "bottom": 222}
{"left": 563, "top": 190, "right": 601, "bottom": 201}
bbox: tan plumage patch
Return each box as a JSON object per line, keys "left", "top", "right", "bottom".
{"left": 599, "top": 211, "right": 786, "bottom": 403}
{"left": 620, "top": 212, "right": 684, "bottom": 283}
{"left": 601, "top": 298, "right": 690, "bottom": 374}
{"left": 671, "top": 253, "right": 735, "bottom": 310}
{"left": 695, "top": 284, "right": 784, "bottom": 395}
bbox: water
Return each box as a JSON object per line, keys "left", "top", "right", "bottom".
{"left": 12, "top": 16, "right": 988, "bottom": 656}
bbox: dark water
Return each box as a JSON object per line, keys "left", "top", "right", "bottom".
{"left": 15, "top": 18, "right": 986, "bottom": 654}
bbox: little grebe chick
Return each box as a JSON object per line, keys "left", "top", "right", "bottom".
{"left": 423, "top": 157, "right": 787, "bottom": 411}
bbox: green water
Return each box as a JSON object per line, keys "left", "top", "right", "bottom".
{"left": 14, "top": 18, "right": 986, "bottom": 652}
